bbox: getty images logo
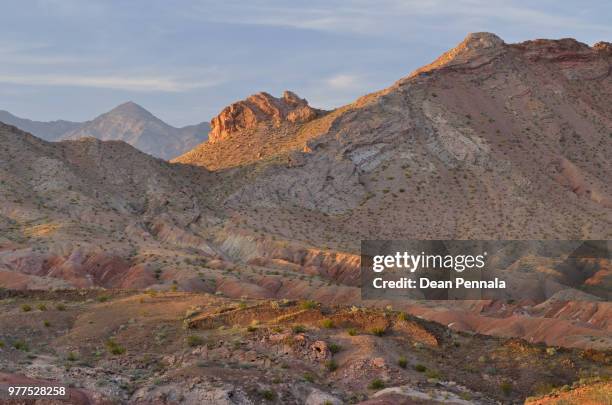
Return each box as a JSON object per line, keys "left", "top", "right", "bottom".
{"left": 372, "top": 251, "right": 488, "bottom": 273}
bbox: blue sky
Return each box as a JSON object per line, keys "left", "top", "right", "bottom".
{"left": 0, "top": 0, "right": 610, "bottom": 126}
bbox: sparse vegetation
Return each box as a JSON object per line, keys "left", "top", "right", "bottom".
{"left": 292, "top": 324, "right": 306, "bottom": 333}
{"left": 414, "top": 364, "right": 426, "bottom": 372}
{"left": 500, "top": 381, "right": 512, "bottom": 396}
{"left": 370, "top": 326, "right": 386, "bottom": 336}
{"left": 105, "top": 339, "right": 126, "bottom": 355}
{"left": 347, "top": 327, "right": 358, "bottom": 336}
{"left": 329, "top": 343, "right": 342, "bottom": 354}
{"left": 300, "top": 300, "right": 318, "bottom": 310}
{"left": 320, "top": 319, "right": 334, "bottom": 329}
{"left": 186, "top": 335, "right": 204, "bottom": 347}
{"left": 21, "top": 304, "right": 32, "bottom": 312}
{"left": 261, "top": 389, "right": 276, "bottom": 401}
{"left": 369, "top": 378, "right": 385, "bottom": 390}
{"left": 397, "top": 356, "right": 407, "bottom": 368}
{"left": 13, "top": 340, "right": 29, "bottom": 351}
{"left": 324, "top": 360, "right": 337, "bottom": 371}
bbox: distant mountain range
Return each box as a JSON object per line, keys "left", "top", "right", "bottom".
{"left": 0, "top": 102, "right": 209, "bottom": 159}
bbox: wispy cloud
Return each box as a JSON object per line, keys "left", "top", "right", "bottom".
{"left": 0, "top": 73, "right": 224, "bottom": 92}
{"left": 188, "top": 0, "right": 611, "bottom": 37}
{"left": 326, "top": 74, "right": 362, "bottom": 90}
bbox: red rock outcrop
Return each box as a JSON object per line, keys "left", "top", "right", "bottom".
{"left": 209, "top": 91, "right": 321, "bottom": 143}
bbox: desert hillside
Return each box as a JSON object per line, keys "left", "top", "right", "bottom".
{"left": 0, "top": 33, "right": 611, "bottom": 404}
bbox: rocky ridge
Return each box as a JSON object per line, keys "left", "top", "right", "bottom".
{"left": 208, "top": 91, "right": 323, "bottom": 143}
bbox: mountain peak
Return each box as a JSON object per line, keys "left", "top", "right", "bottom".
{"left": 409, "top": 32, "right": 506, "bottom": 78}
{"left": 108, "top": 101, "right": 155, "bottom": 119}
{"left": 209, "top": 90, "right": 322, "bottom": 143}
{"left": 461, "top": 32, "right": 505, "bottom": 51}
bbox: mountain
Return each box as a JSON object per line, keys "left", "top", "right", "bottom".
{"left": 0, "top": 110, "right": 81, "bottom": 141}
{"left": 1, "top": 32, "right": 611, "bottom": 404}
{"left": 1, "top": 33, "right": 611, "bottom": 346}
{"left": 60, "top": 101, "right": 210, "bottom": 159}
{"left": 0, "top": 103, "right": 210, "bottom": 159}
{"left": 175, "top": 32, "right": 611, "bottom": 239}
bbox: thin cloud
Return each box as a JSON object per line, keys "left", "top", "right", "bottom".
{"left": 188, "top": 0, "right": 611, "bottom": 37}
{"left": 0, "top": 73, "right": 224, "bottom": 92}
{"left": 326, "top": 74, "right": 362, "bottom": 90}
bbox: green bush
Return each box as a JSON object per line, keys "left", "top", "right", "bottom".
{"left": 369, "top": 378, "right": 385, "bottom": 390}
{"left": 325, "top": 360, "right": 338, "bottom": 371}
{"left": 397, "top": 356, "right": 407, "bottom": 368}
{"left": 329, "top": 343, "right": 342, "bottom": 354}
{"left": 500, "top": 381, "right": 512, "bottom": 396}
{"left": 347, "top": 328, "right": 358, "bottom": 336}
{"left": 21, "top": 304, "right": 32, "bottom": 312}
{"left": 320, "top": 319, "right": 334, "bottom": 329}
{"left": 186, "top": 335, "right": 204, "bottom": 347}
{"left": 55, "top": 303, "right": 66, "bottom": 311}
{"left": 292, "top": 324, "right": 306, "bottom": 333}
{"left": 261, "top": 389, "right": 276, "bottom": 401}
{"left": 37, "top": 303, "right": 47, "bottom": 311}
{"left": 13, "top": 340, "right": 29, "bottom": 351}
{"left": 414, "top": 364, "right": 426, "bottom": 372}
{"left": 301, "top": 300, "right": 318, "bottom": 310}
{"left": 370, "top": 327, "right": 385, "bottom": 337}
{"left": 105, "top": 339, "right": 126, "bottom": 355}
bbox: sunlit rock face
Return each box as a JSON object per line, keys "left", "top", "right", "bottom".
{"left": 209, "top": 91, "right": 321, "bottom": 143}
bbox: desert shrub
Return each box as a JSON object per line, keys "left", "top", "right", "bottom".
{"left": 292, "top": 324, "right": 306, "bottom": 333}
{"left": 186, "top": 335, "right": 204, "bottom": 347}
{"left": 55, "top": 303, "right": 66, "bottom": 311}
{"left": 369, "top": 378, "right": 385, "bottom": 390}
{"left": 97, "top": 295, "right": 109, "bottom": 303}
{"left": 370, "top": 327, "right": 385, "bottom": 336}
{"left": 43, "top": 320, "right": 51, "bottom": 327}
{"left": 329, "top": 343, "right": 342, "bottom": 354}
{"left": 21, "top": 304, "right": 32, "bottom": 312}
{"left": 301, "top": 300, "right": 318, "bottom": 310}
{"left": 500, "top": 381, "right": 512, "bottom": 396}
{"left": 398, "top": 356, "right": 407, "bottom": 368}
{"left": 397, "top": 312, "right": 408, "bottom": 322}
{"left": 303, "top": 372, "right": 315, "bottom": 383}
{"left": 347, "top": 328, "right": 358, "bottom": 336}
{"left": 105, "top": 339, "right": 126, "bottom": 355}
{"left": 414, "top": 364, "right": 426, "bottom": 372}
{"left": 425, "top": 369, "right": 441, "bottom": 379}
{"left": 67, "top": 352, "right": 78, "bottom": 362}
{"left": 37, "top": 303, "right": 47, "bottom": 311}
{"left": 325, "top": 360, "right": 338, "bottom": 371}
{"left": 321, "top": 319, "right": 334, "bottom": 329}
{"left": 261, "top": 389, "right": 276, "bottom": 401}
{"left": 13, "top": 340, "right": 29, "bottom": 351}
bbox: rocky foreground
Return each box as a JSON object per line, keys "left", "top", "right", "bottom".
{"left": 0, "top": 290, "right": 610, "bottom": 404}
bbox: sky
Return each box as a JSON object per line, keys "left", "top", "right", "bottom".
{"left": 0, "top": 0, "right": 610, "bottom": 127}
